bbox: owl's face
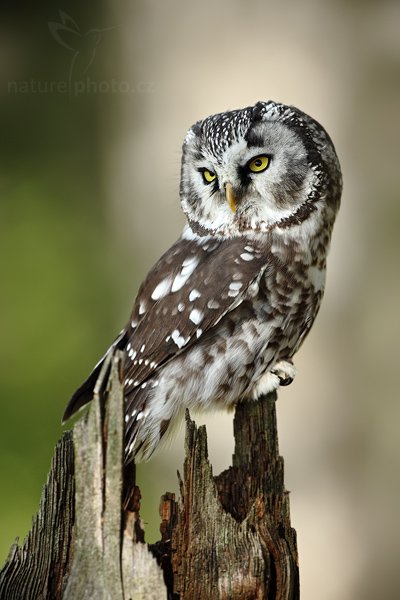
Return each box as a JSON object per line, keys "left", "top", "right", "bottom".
{"left": 180, "top": 101, "right": 341, "bottom": 238}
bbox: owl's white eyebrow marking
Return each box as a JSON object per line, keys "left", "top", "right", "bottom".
{"left": 171, "top": 256, "right": 200, "bottom": 292}
{"left": 189, "top": 308, "right": 203, "bottom": 325}
{"left": 207, "top": 299, "right": 220, "bottom": 309}
{"left": 189, "top": 289, "right": 201, "bottom": 301}
{"left": 240, "top": 252, "right": 254, "bottom": 261}
{"left": 151, "top": 278, "right": 172, "bottom": 300}
{"left": 139, "top": 301, "right": 146, "bottom": 315}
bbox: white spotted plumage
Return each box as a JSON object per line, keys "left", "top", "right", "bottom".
{"left": 64, "top": 100, "right": 342, "bottom": 462}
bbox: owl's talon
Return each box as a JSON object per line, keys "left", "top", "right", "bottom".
{"left": 277, "top": 375, "right": 293, "bottom": 387}
{"left": 270, "top": 360, "right": 296, "bottom": 388}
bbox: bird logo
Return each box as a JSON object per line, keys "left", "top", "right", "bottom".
{"left": 48, "top": 10, "right": 116, "bottom": 94}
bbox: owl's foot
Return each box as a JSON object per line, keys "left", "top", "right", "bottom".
{"left": 251, "top": 360, "right": 296, "bottom": 399}
{"left": 271, "top": 359, "right": 296, "bottom": 387}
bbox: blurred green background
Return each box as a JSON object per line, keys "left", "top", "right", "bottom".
{"left": 1, "top": 1, "right": 400, "bottom": 598}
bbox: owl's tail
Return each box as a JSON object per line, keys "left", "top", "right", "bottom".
{"left": 62, "top": 328, "right": 128, "bottom": 423}
{"left": 62, "top": 359, "right": 106, "bottom": 422}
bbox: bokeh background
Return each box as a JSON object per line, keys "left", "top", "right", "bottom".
{"left": 1, "top": 0, "right": 399, "bottom": 597}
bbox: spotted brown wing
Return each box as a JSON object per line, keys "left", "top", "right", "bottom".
{"left": 123, "top": 235, "right": 269, "bottom": 392}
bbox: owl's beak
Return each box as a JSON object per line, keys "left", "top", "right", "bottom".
{"left": 225, "top": 183, "right": 237, "bottom": 214}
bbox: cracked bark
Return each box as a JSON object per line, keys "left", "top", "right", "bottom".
{"left": 0, "top": 352, "right": 299, "bottom": 599}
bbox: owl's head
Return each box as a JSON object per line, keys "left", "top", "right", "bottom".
{"left": 180, "top": 101, "right": 342, "bottom": 238}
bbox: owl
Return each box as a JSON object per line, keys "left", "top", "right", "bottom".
{"left": 63, "top": 100, "right": 342, "bottom": 462}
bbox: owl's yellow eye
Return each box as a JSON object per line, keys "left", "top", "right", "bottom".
{"left": 247, "top": 155, "right": 270, "bottom": 173}
{"left": 201, "top": 169, "right": 217, "bottom": 184}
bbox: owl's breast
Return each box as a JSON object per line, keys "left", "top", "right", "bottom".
{"left": 257, "top": 256, "right": 326, "bottom": 361}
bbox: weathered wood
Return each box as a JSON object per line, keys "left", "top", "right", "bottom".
{"left": 0, "top": 353, "right": 167, "bottom": 600}
{"left": 0, "top": 351, "right": 298, "bottom": 599}
{"left": 166, "top": 394, "right": 299, "bottom": 600}
{"left": 0, "top": 432, "right": 75, "bottom": 600}
{"left": 63, "top": 352, "right": 167, "bottom": 600}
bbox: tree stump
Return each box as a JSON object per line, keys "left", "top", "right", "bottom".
{"left": 153, "top": 397, "right": 299, "bottom": 599}
{"left": 0, "top": 352, "right": 299, "bottom": 599}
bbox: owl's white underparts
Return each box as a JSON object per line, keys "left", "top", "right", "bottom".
{"left": 64, "top": 100, "right": 342, "bottom": 462}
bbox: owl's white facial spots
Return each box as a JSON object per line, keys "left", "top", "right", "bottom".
{"left": 240, "top": 252, "right": 254, "bottom": 261}
{"left": 171, "top": 256, "right": 200, "bottom": 292}
{"left": 151, "top": 278, "right": 172, "bottom": 301}
{"left": 189, "top": 289, "right": 201, "bottom": 301}
{"left": 189, "top": 308, "right": 203, "bottom": 325}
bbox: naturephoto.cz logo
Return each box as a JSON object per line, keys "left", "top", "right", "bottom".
{"left": 7, "top": 10, "right": 154, "bottom": 97}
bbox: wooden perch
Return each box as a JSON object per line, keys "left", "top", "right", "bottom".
{"left": 167, "top": 397, "right": 299, "bottom": 599}
{"left": 0, "top": 352, "right": 299, "bottom": 599}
